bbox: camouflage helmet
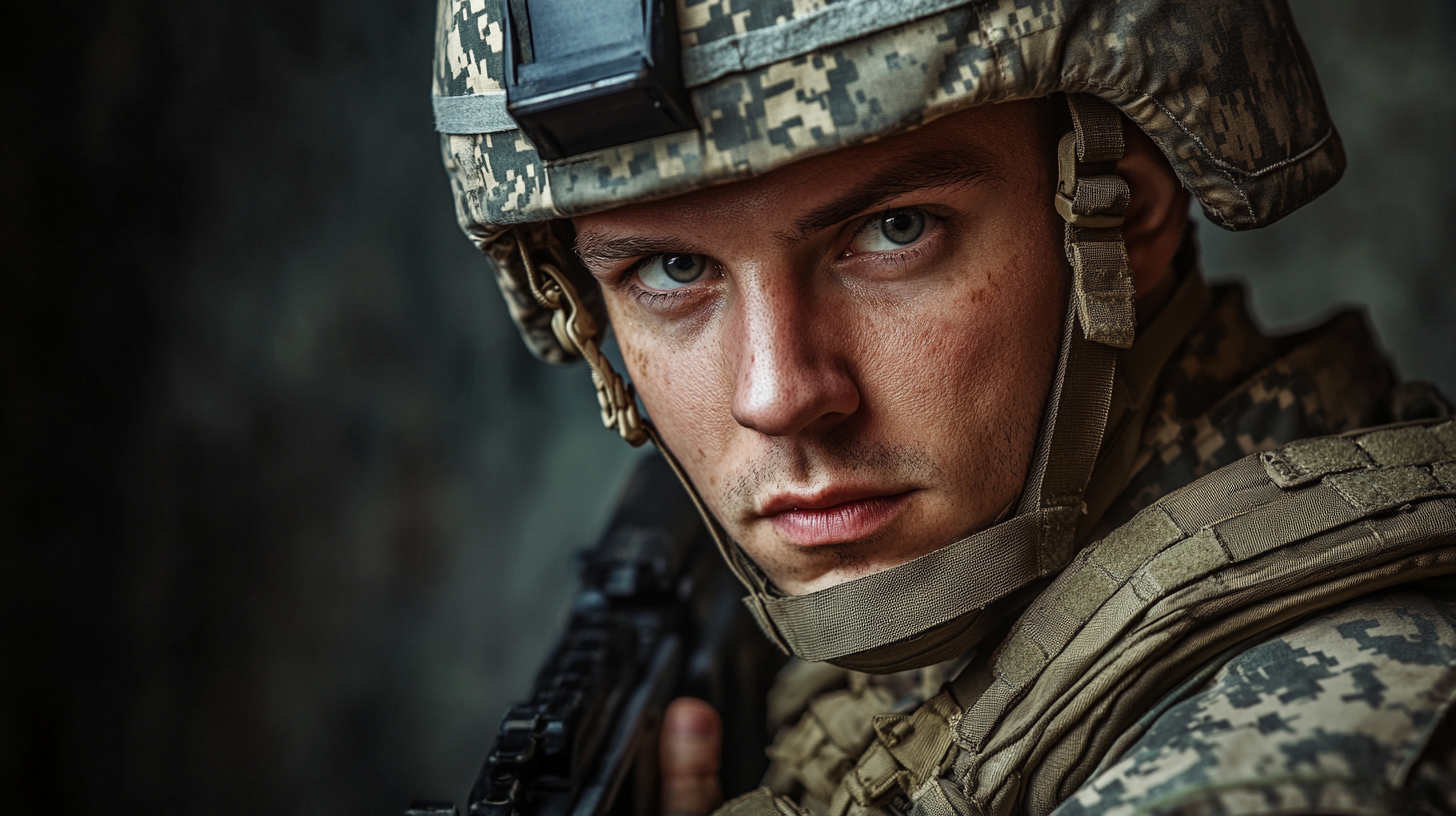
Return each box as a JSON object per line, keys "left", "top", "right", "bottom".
{"left": 434, "top": 0, "right": 1341, "bottom": 364}
{"left": 432, "top": 0, "right": 1344, "bottom": 670}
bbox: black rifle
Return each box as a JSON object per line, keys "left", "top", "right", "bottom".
{"left": 408, "top": 453, "right": 784, "bottom": 816}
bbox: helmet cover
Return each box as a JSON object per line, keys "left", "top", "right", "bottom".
{"left": 434, "top": 0, "right": 1344, "bottom": 362}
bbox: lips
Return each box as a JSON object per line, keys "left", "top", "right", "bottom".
{"left": 762, "top": 489, "right": 915, "bottom": 547}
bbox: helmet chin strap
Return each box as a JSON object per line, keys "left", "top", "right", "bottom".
{"left": 516, "top": 95, "right": 1136, "bottom": 672}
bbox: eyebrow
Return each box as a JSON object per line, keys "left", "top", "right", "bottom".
{"left": 572, "top": 147, "right": 1003, "bottom": 269}
{"left": 573, "top": 233, "right": 703, "bottom": 272}
{"left": 777, "top": 148, "right": 1002, "bottom": 243}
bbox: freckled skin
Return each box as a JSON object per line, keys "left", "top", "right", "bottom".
{"left": 575, "top": 102, "right": 1185, "bottom": 595}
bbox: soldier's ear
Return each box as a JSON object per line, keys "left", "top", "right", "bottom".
{"left": 1117, "top": 122, "right": 1190, "bottom": 317}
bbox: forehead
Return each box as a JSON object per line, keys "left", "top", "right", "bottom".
{"left": 571, "top": 101, "right": 1049, "bottom": 236}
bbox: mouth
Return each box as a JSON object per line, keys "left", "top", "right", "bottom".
{"left": 760, "top": 488, "right": 916, "bottom": 547}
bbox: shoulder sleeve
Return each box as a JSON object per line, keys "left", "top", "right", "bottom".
{"left": 1051, "top": 587, "right": 1456, "bottom": 816}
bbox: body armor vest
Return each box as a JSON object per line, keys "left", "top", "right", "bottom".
{"left": 726, "top": 417, "right": 1456, "bottom": 816}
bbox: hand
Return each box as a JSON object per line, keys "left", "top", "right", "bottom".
{"left": 660, "top": 697, "right": 723, "bottom": 816}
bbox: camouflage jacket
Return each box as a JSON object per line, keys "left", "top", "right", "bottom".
{"left": 1052, "top": 586, "right": 1456, "bottom": 815}
{"left": 739, "top": 267, "right": 1456, "bottom": 816}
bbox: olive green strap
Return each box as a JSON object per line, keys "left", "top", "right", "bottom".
{"left": 804, "top": 691, "right": 965, "bottom": 814}
{"left": 756, "top": 512, "right": 1046, "bottom": 662}
{"left": 643, "top": 423, "right": 797, "bottom": 654}
{"left": 1015, "top": 314, "right": 1115, "bottom": 569}
{"left": 1058, "top": 94, "right": 1135, "bottom": 349}
{"left": 1263, "top": 423, "right": 1456, "bottom": 487}
{"left": 1064, "top": 227, "right": 1134, "bottom": 349}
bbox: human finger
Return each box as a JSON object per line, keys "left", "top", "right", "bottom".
{"left": 660, "top": 697, "right": 723, "bottom": 816}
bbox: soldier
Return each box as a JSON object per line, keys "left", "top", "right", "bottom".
{"left": 431, "top": 0, "right": 1456, "bottom": 814}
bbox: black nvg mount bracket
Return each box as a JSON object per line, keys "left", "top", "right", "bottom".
{"left": 502, "top": 0, "right": 697, "bottom": 161}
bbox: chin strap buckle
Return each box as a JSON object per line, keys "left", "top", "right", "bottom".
{"left": 1058, "top": 95, "right": 1136, "bottom": 349}
{"left": 1055, "top": 105, "right": 1129, "bottom": 229}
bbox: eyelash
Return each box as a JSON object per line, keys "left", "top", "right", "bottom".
{"left": 864, "top": 238, "right": 936, "bottom": 269}
{"left": 615, "top": 207, "right": 946, "bottom": 307}
{"left": 627, "top": 284, "right": 695, "bottom": 308}
{"left": 840, "top": 209, "right": 945, "bottom": 266}
{"left": 617, "top": 259, "right": 713, "bottom": 308}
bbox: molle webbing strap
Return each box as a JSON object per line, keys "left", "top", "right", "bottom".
{"left": 950, "top": 418, "right": 1456, "bottom": 816}
{"left": 1059, "top": 95, "right": 1135, "bottom": 350}
{"left": 715, "top": 788, "right": 807, "bottom": 816}
{"left": 835, "top": 690, "right": 963, "bottom": 810}
{"left": 1262, "top": 423, "right": 1456, "bottom": 489}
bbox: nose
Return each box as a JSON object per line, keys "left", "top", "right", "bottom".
{"left": 728, "top": 277, "right": 860, "bottom": 437}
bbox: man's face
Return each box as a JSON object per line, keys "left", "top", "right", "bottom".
{"left": 573, "top": 102, "right": 1067, "bottom": 595}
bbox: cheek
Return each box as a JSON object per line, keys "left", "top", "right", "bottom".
{"left": 609, "top": 304, "right": 735, "bottom": 474}
{"left": 863, "top": 300, "right": 1038, "bottom": 428}
{"left": 855, "top": 216, "right": 1065, "bottom": 456}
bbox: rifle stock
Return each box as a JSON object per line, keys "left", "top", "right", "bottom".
{"left": 409, "top": 454, "right": 782, "bottom": 816}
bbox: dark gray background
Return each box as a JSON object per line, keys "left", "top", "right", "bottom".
{"left": 1, "top": 2, "right": 1451, "bottom": 815}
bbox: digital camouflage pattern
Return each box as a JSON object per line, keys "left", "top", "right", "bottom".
{"left": 743, "top": 275, "right": 1456, "bottom": 816}
{"left": 1055, "top": 588, "right": 1456, "bottom": 816}
{"left": 1096, "top": 280, "right": 1399, "bottom": 533}
{"left": 433, "top": 0, "right": 1345, "bottom": 362}
{"left": 756, "top": 589, "right": 1456, "bottom": 816}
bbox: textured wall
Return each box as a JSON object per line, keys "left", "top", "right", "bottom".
{"left": 2, "top": 3, "right": 638, "bottom": 813}
{"left": 0, "top": 2, "right": 1451, "bottom": 815}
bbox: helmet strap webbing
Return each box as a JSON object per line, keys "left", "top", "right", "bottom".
{"left": 1057, "top": 94, "right": 1136, "bottom": 349}
{"left": 643, "top": 422, "right": 777, "bottom": 616}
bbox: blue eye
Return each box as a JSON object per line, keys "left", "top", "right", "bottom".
{"left": 851, "top": 210, "right": 926, "bottom": 253}
{"left": 639, "top": 254, "right": 708, "bottom": 290}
